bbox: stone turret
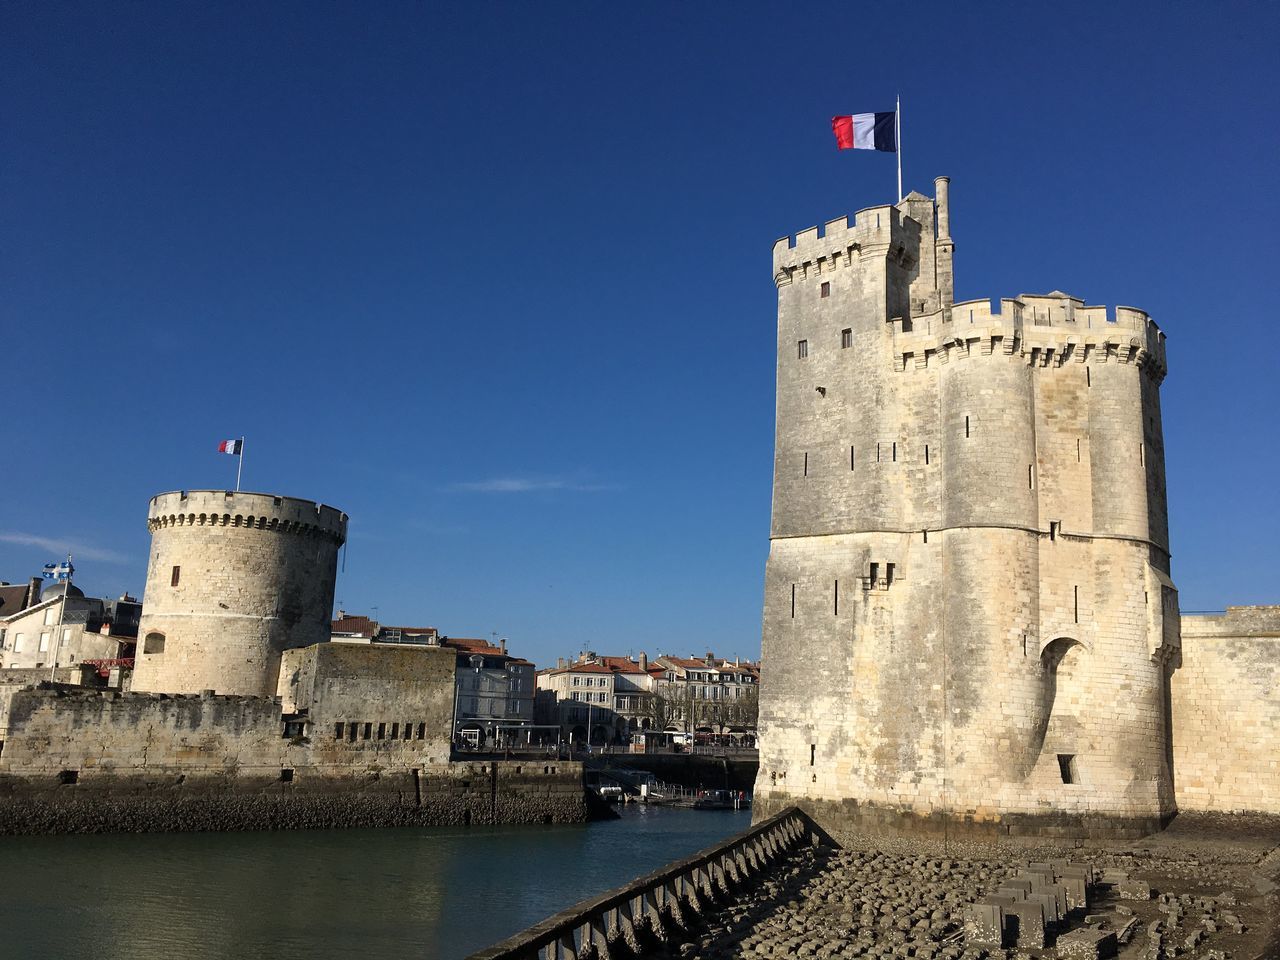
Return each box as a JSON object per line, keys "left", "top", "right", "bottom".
{"left": 755, "top": 179, "right": 1179, "bottom": 839}
{"left": 132, "top": 490, "right": 348, "bottom": 697}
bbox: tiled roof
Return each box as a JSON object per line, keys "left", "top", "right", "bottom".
{"left": 544, "top": 662, "right": 614, "bottom": 675}
{"left": 599, "top": 655, "right": 645, "bottom": 672}
{"left": 331, "top": 615, "right": 379, "bottom": 637}
{"left": 442, "top": 637, "right": 506, "bottom": 656}
{"left": 0, "top": 583, "right": 30, "bottom": 618}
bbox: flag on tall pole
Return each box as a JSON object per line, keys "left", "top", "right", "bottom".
{"left": 217, "top": 437, "right": 246, "bottom": 491}
{"left": 41, "top": 558, "right": 74, "bottom": 582}
{"left": 831, "top": 100, "right": 903, "bottom": 201}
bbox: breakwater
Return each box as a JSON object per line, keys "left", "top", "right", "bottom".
{"left": 467, "top": 807, "right": 828, "bottom": 960}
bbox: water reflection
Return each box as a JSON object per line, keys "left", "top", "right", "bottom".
{"left": 1, "top": 805, "right": 750, "bottom": 960}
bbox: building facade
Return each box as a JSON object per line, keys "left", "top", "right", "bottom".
{"left": 133, "top": 490, "right": 348, "bottom": 697}
{"left": 755, "top": 178, "right": 1179, "bottom": 838}
{"left": 536, "top": 651, "right": 759, "bottom": 745}
{"left": 0, "top": 581, "right": 139, "bottom": 677}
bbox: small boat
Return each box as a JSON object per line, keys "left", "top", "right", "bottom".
{"left": 692, "top": 789, "right": 750, "bottom": 810}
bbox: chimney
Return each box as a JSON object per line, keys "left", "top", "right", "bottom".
{"left": 336, "top": 609, "right": 346, "bottom": 619}
{"left": 557, "top": 657, "right": 567, "bottom": 670}
{"left": 705, "top": 650, "right": 714, "bottom": 663}
{"left": 500, "top": 637, "right": 507, "bottom": 654}
{"left": 638, "top": 651, "right": 648, "bottom": 671}
{"left": 26, "top": 576, "right": 42, "bottom": 609}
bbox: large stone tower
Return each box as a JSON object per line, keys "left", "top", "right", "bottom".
{"left": 133, "top": 490, "right": 348, "bottom": 697}
{"left": 754, "top": 179, "right": 1180, "bottom": 839}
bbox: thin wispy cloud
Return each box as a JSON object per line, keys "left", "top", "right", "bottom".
{"left": 0, "top": 532, "right": 131, "bottom": 565}
{"left": 450, "top": 476, "right": 619, "bottom": 494}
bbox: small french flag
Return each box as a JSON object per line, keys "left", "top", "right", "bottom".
{"left": 218, "top": 439, "right": 243, "bottom": 456}
{"left": 831, "top": 112, "right": 897, "bottom": 152}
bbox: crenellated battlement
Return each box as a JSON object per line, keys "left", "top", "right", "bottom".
{"left": 773, "top": 204, "right": 921, "bottom": 287}
{"left": 146, "top": 490, "right": 348, "bottom": 545}
{"left": 892, "top": 294, "right": 1167, "bottom": 381}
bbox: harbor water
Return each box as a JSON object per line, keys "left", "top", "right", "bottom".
{"left": 0, "top": 804, "right": 751, "bottom": 960}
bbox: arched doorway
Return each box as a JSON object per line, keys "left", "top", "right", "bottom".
{"left": 1039, "top": 637, "right": 1087, "bottom": 784}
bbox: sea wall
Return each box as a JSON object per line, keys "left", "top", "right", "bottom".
{"left": 1171, "top": 606, "right": 1280, "bottom": 814}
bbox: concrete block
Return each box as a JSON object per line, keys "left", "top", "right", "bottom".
{"left": 962, "top": 903, "right": 1004, "bottom": 948}
{"left": 1117, "top": 879, "right": 1152, "bottom": 901}
{"left": 1005, "top": 901, "right": 1045, "bottom": 949}
{"left": 1056, "top": 927, "right": 1118, "bottom": 960}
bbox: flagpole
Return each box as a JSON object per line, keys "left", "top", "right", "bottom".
{"left": 236, "top": 437, "right": 244, "bottom": 492}
{"left": 896, "top": 93, "right": 903, "bottom": 202}
{"left": 49, "top": 553, "right": 71, "bottom": 683}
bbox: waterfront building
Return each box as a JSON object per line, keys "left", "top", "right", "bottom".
{"left": 536, "top": 651, "right": 760, "bottom": 745}
{"left": 444, "top": 636, "right": 536, "bottom": 747}
{"left": 0, "top": 580, "right": 139, "bottom": 682}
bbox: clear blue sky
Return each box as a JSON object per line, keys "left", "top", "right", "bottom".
{"left": 3, "top": 2, "right": 1277, "bottom": 668}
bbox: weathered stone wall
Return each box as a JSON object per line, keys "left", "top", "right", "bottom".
{"left": 1171, "top": 606, "right": 1280, "bottom": 814}
{"left": 279, "top": 641, "right": 454, "bottom": 766}
{"left": 0, "top": 685, "right": 585, "bottom": 834}
{"left": 757, "top": 181, "right": 1179, "bottom": 838}
{"left": 132, "top": 490, "right": 348, "bottom": 698}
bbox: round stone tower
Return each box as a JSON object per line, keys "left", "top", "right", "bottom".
{"left": 132, "top": 490, "right": 348, "bottom": 697}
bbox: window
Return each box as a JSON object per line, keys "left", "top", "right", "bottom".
{"left": 1050, "top": 521, "right": 1060, "bottom": 541}
{"left": 347, "top": 722, "right": 358, "bottom": 743}
{"left": 1057, "top": 754, "right": 1078, "bottom": 784}
{"left": 797, "top": 339, "right": 808, "bottom": 359}
{"left": 44, "top": 607, "right": 56, "bottom": 626}
{"left": 810, "top": 744, "right": 816, "bottom": 767}
{"left": 833, "top": 580, "right": 839, "bottom": 616}
{"left": 171, "top": 565, "right": 181, "bottom": 587}
{"left": 280, "top": 769, "right": 294, "bottom": 782}
{"left": 390, "top": 722, "right": 399, "bottom": 740}
{"left": 964, "top": 416, "right": 970, "bottom": 438}
{"left": 924, "top": 444, "right": 930, "bottom": 465}
{"left": 334, "top": 722, "right": 344, "bottom": 740}
{"left": 416, "top": 723, "right": 426, "bottom": 740}
{"left": 60, "top": 628, "right": 71, "bottom": 647}
{"left": 377, "top": 723, "right": 387, "bottom": 740}
{"left": 1074, "top": 586, "right": 1079, "bottom": 624}
{"left": 803, "top": 452, "right": 808, "bottom": 477}
{"left": 571, "top": 691, "right": 580, "bottom": 701}
{"left": 39, "top": 633, "right": 49, "bottom": 652}
{"left": 362, "top": 722, "right": 372, "bottom": 740}
{"left": 790, "top": 583, "right": 796, "bottom": 618}
{"left": 283, "top": 720, "right": 305, "bottom": 738}
{"left": 143, "top": 633, "right": 165, "bottom": 655}
{"left": 849, "top": 446, "right": 855, "bottom": 470}
{"left": 841, "top": 328, "right": 852, "bottom": 349}
{"left": 820, "top": 282, "right": 830, "bottom": 298}
{"left": 572, "top": 677, "right": 580, "bottom": 687}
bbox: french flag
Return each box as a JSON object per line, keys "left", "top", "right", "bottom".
{"left": 218, "top": 439, "right": 243, "bottom": 455}
{"left": 831, "top": 112, "right": 897, "bottom": 152}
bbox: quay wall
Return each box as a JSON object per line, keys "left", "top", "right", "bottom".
{"left": 1171, "top": 606, "right": 1280, "bottom": 815}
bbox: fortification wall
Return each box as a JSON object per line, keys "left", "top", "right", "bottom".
{"left": 133, "top": 490, "right": 348, "bottom": 697}
{"left": 0, "top": 685, "right": 585, "bottom": 834}
{"left": 279, "top": 642, "right": 454, "bottom": 766}
{"left": 1171, "top": 607, "right": 1280, "bottom": 814}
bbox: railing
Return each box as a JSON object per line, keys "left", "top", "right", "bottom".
{"left": 465, "top": 807, "right": 828, "bottom": 960}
